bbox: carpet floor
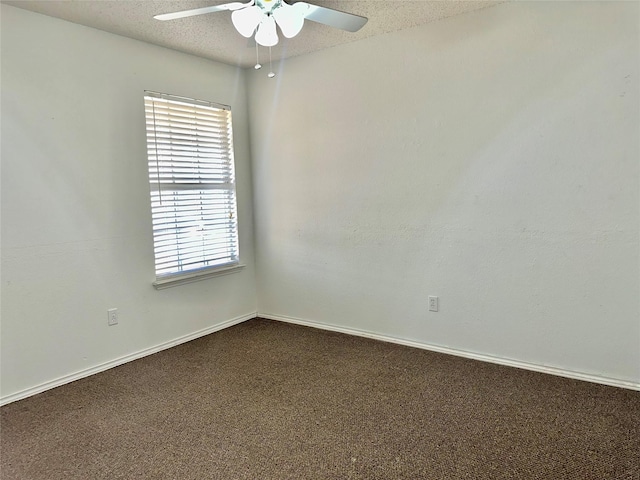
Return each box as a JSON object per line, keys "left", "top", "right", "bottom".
{"left": 1, "top": 318, "right": 639, "bottom": 479}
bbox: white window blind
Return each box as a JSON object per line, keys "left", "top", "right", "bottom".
{"left": 144, "top": 91, "right": 240, "bottom": 282}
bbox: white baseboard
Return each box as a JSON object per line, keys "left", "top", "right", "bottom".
{"left": 260, "top": 312, "right": 640, "bottom": 392}
{"left": 4, "top": 310, "right": 637, "bottom": 407}
{"left": 0, "top": 312, "right": 258, "bottom": 406}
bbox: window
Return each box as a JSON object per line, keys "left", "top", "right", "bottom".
{"left": 144, "top": 91, "right": 241, "bottom": 288}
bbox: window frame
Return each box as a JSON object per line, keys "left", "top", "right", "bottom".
{"left": 143, "top": 91, "right": 243, "bottom": 289}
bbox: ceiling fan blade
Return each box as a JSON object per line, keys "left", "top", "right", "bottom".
{"left": 296, "top": 2, "right": 367, "bottom": 33}
{"left": 154, "top": 1, "right": 253, "bottom": 21}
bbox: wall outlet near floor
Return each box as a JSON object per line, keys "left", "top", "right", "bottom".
{"left": 428, "top": 296, "right": 439, "bottom": 312}
{"left": 107, "top": 308, "right": 118, "bottom": 326}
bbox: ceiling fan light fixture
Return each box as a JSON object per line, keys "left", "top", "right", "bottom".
{"left": 231, "top": 5, "right": 263, "bottom": 37}
{"left": 272, "top": 2, "right": 308, "bottom": 38}
{"left": 255, "top": 15, "right": 279, "bottom": 47}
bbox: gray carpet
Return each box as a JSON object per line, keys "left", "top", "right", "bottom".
{"left": 2, "top": 318, "right": 639, "bottom": 479}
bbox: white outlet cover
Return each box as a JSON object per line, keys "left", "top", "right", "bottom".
{"left": 108, "top": 308, "right": 118, "bottom": 326}
{"left": 428, "top": 296, "right": 439, "bottom": 312}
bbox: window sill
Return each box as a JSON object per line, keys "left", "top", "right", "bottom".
{"left": 153, "top": 264, "right": 245, "bottom": 290}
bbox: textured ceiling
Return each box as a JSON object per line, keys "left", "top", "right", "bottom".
{"left": 3, "top": 0, "right": 501, "bottom": 67}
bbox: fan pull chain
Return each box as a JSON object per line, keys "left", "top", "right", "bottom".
{"left": 254, "top": 40, "right": 262, "bottom": 70}
{"left": 268, "top": 46, "right": 275, "bottom": 78}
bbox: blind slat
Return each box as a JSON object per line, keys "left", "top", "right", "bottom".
{"left": 155, "top": 248, "right": 236, "bottom": 267}
{"left": 156, "top": 257, "right": 237, "bottom": 275}
{"left": 154, "top": 243, "right": 236, "bottom": 260}
{"left": 152, "top": 213, "right": 234, "bottom": 227}
{"left": 149, "top": 183, "right": 235, "bottom": 191}
{"left": 153, "top": 236, "right": 236, "bottom": 250}
{"left": 152, "top": 221, "right": 235, "bottom": 235}
{"left": 154, "top": 242, "right": 236, "bottom": 259}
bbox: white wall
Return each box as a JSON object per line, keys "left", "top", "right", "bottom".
{"left": 1, "top": 5, "right": 257, "bottom": 400}
{"left": 249, "top": 1, "right": 640, "bottom": 384}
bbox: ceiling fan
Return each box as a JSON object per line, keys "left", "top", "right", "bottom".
{"left": 154, "top": 0, "right": 368, "bottom": 48}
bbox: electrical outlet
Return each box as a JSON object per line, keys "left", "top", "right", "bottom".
{"left": 428, "top": 296, "right": 439, "bottom": 312}
{"left": 107, "top": 308, "right": 118, "bottom": 326}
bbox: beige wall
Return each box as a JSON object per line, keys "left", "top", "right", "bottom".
{"left": 1, "top": 6, "right": 257, "bottom": 401}
{"left": 248, "top": 1, "right": 639, "bottom": 384}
